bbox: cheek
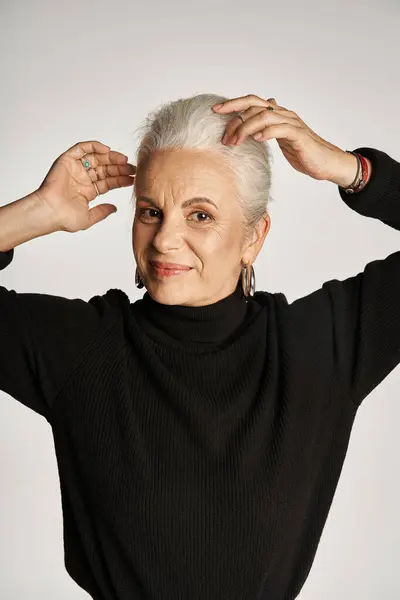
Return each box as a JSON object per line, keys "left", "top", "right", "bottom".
{"left": 189, "top": 229, "right": 222, "bottom": 255}
{"left": 132, "top": 223, "right": 150, "bottom": 264}
{"left": 199, "top": 225, "right": 239, "bottom": 254}
{"left": 190, "top": 229, "right": 239, "bottom": 267}
{"left": 132, "top": 220, "right": 152, "bottom": 247}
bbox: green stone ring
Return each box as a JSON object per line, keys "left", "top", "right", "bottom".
{"left": 81, "top": 159, "right": 91, "bottom": 170}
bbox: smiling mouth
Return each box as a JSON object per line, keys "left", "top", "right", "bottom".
{"left": 150, "top": 261, "right": 191, "bottom": 270}
{"left": 150, "top": 262, "right": 193, "bottom": 278}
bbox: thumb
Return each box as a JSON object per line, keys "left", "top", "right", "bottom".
{"left": 87, "top": 204, "right": 117, "bottom": 228}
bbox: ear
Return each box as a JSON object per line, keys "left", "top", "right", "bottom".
{"left": 241, "top": 214, "right": 271, "bottom": 265}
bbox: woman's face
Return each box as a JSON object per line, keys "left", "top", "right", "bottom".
{"left": 132, "top": 149, "right": 269, "bottom": 307}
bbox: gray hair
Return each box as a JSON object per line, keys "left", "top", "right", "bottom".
{"left": 131, "top": 93, "right": 274, "bottom": 238}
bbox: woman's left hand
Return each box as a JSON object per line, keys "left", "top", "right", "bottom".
{"left": 212, "top": 94, "right": 353, "bottom": 183}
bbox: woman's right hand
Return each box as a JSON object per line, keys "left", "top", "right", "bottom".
{"left": 35, "top": 140, "right": 136, "bottom": 233}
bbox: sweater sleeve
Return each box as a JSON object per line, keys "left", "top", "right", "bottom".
{"left": 0, "top": 252, "right": 121, "bottom": 423}
{"left": 288, "top": 147, "right": 400, "bottom": 409}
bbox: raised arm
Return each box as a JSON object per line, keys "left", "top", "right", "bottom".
{"left": 286, "top": 146, "right": 400, "bottom": 409}
{"left": 0, "top": 140, "right": 136, "bottom": 421}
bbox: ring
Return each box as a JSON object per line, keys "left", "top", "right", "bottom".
{"left": 93, "top": 181, "right": 100, "bottom": 196}
{"left": 81, "top": 156, "right": 101, "bottom": 177}
{"left": 237, "top": 105, "right": 274, "bottom": 123}
{"left": 81, "top": 157, "right": 91, "bottom": 170}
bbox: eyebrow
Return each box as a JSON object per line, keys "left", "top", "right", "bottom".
{"left": 136, "top": 196, "right": 219, "bottom": 211}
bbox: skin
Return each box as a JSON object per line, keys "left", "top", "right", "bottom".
{"left": 132, "top": 149, "right": 271, "bottom": 307}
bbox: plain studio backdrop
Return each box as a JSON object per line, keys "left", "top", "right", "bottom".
{"left": 1, "top": 1, "right": 399, "bottom": 598}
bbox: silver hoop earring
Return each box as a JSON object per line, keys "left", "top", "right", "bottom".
{"left": 241, "top": 263, "right": 256, "bottom": 297}
{"left": 135, "top": 267, "right": 144, "bottom": 289}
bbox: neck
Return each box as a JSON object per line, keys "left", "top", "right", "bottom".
{"left": 135, "top": 282, "right": 249, "bottom": 344}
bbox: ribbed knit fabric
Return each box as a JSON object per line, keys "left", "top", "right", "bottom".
{"left": 1, "top": 146, "right": 399, "bottom": 600}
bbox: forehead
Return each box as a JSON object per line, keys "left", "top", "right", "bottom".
{"left": 135, "top": 149, "right": 236, "bottom": 196}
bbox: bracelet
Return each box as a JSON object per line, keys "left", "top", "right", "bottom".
{"left": 340, "top": 151, "right": 370, "bottom": 194}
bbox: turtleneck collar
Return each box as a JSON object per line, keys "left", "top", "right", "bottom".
{"left": 136, "top": 282, "right": 248, "bottom": 345}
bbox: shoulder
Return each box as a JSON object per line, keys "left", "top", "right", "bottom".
{"left": 252, "top": 289, "right": 289, "bottom": 309}
{"left": 89, "top": 287, "right": 131, "bottom": 312}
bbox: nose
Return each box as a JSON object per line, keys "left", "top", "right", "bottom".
{"left": 151, "top": 218, "right": 184, "bottom": 253}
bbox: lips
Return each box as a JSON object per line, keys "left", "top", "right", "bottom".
{"left": 150, "top": 261, "right": 191, "bottom": 271}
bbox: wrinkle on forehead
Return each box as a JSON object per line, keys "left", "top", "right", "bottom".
{"left": 135, "top": 149, "right": 238, "bottom": 204}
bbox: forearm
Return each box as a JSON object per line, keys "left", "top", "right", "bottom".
{"left": 0, "top": 192, "right": 59, "bottom": 253}
{"left": 328, "top": 151, "right": 373, "bottom": 189}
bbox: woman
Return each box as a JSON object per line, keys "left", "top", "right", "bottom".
{"left": 1, "top": 93, "right": 398, "bottom": 600}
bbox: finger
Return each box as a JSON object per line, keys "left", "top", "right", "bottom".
{"left": 223, "top": 106, "right": 280, "bottom": 141}
{"left": 236, "top": 111, "right": 299, "bottom": 145}
{"left": 212, "top": 94, "right": 268, "bottom": 113}
{"left": 251, "top": 122, "right": 302, "bottom": 143}
{"left": 89, "top": 163, "right": 136, "bottom": 180}
{"left": 87, "top": 204, "right": 119, "bottom": 228}
{"left": 79, "top": 150, "right": 130, "bottom": 170}
{"left": 65, "top": 140, "right": 112, "bottom": 158}
{"left": 230, "top": 110, "right": 298, "bottom": 145}
{"left": 268, "top": 99, "right": 291, "bottom": 112}
{"left": 90, "top": 174, "right": 135, "bottom": 194}
{"left": 64, "top": 142, "right": 130, "bottom": 170}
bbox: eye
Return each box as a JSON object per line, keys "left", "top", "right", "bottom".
{"left": 139, "top": 208, "right": 161, "bottom": 221}
{"left": 187, "top": 211, "right": 212, "bottom": 223}
{"left": 138, "top": 208, "right": 213, "bottom": 224}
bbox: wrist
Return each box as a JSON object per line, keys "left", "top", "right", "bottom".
{"left": 30, "top": 189, "right": 63, "bottom": 234}
{"left": 328, "top": 151, "right": 372, "bottom": 189}
{"left": 16, "top": 190, "right": 61, "bottom": 238}
{"left": 0, "top": 191, "right": 60, "bottom": 253}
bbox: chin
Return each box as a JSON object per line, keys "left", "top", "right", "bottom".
{"left": 146, "top": 281, "right": 195, "bottom": 306}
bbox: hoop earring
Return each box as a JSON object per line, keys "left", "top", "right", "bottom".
{"left": 241, "top": 263, "right": 256, "bottom": 297}
{"left": 135, "top": 266, "right": 144, "bottom": 289}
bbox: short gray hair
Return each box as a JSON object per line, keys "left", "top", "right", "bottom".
{"left": 131, "top": 93, "right": 274, "bottom": 237}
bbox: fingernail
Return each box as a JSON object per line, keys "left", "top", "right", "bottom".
{"left": 213, "top": 104, "right": 223, "bottom": 110}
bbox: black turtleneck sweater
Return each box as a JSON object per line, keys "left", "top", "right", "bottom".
{"left": 1, "top": 147, "right": 399, "bottom": 600}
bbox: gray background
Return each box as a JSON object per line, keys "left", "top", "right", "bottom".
{"left": 1, "top": 0, "right": 399, "bottom": 598}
